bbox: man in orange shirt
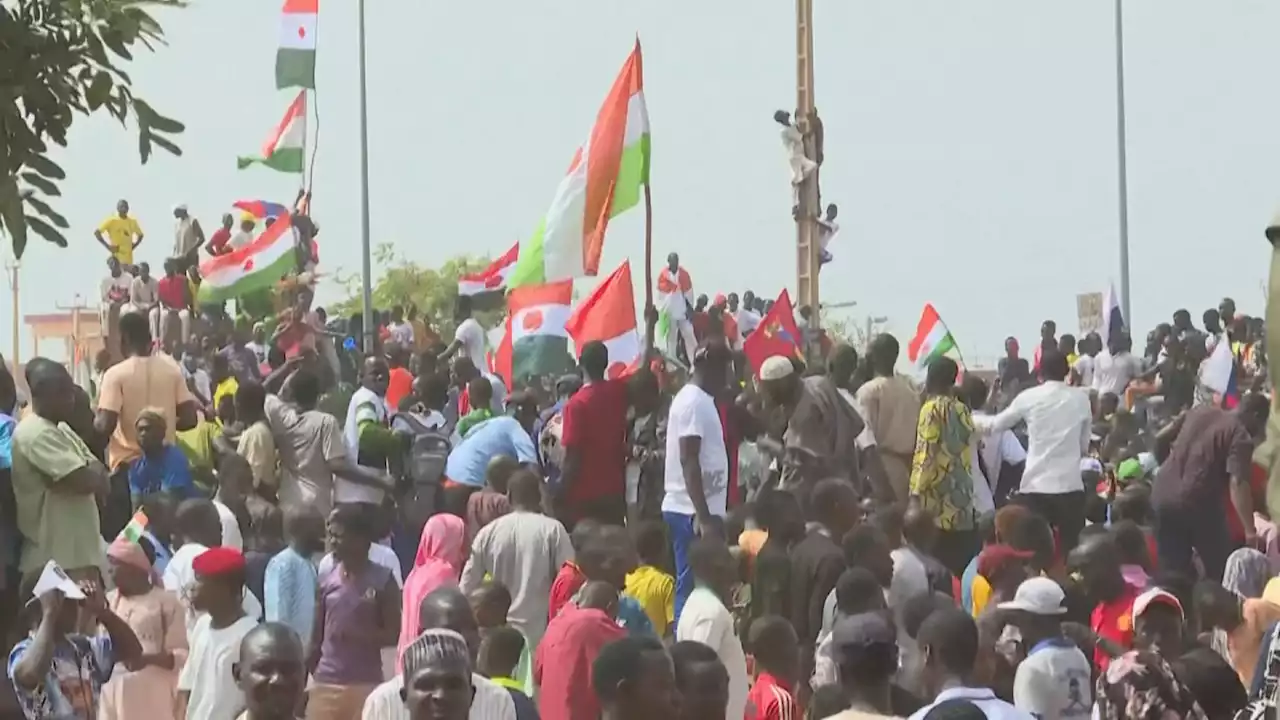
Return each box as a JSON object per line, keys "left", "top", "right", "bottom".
{"left": 385, "top": 342, "right": 414, "bottom": 411}
{"left": 94, "top": 311, "right": 199, "bottom": 539}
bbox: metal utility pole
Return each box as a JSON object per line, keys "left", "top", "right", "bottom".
{"left": 795, "top": 0, "right": 822, "bottom": 330}
{"left": 1114, "top": 0, "right": 1132, "bottom": 326}
{"left": 357, "top": 0, "right": 375, "bottom": 353}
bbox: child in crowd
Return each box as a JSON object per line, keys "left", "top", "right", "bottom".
{"left": 575, "top": 525, "right": 653, "bottom": 637}
{"left": 456, "top": 376, "right": 495, "bottom": 438}
{"left": 548, "top": 519, "right": 600, "bottom": 622}
{"left": 264, "top": 506, "right": 324, "bottom": 649}
{"left": 746, "top": 615, "right": 800, "bottom": 720}
{"left": 177, "top": 547, "right": 259, "bottom": 720}
{"left": 625, "top": 521, "right": 676, "bottom": 638}
{"left": 811, "top": 568, "right": 886, "bottom": 688}
{"left": 466, "top": 455, "right": 515, "bottom": 546}
{"left": 477, "top": 625, "right": 539, "bottom": 720}
{"left": 468, "top": 580, "right": 535, "bottom": 694}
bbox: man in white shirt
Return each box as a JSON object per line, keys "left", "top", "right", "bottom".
{"left": 1001, "top": 578, "right": 1092, "bottom": 719}
{"left": 908, "top": 608, "right": 1035, "bottom": 720}
{"left": 774, "top": 109, "right": 817, "bottom": 190}
{"left": 664, "top": 340, "right": 731, "bottom": 623}
{"left": 228, "top": 215, "right": 256, "bottom": 251}
{"left": 817, "top": 203, "right": 839, "bottom": 264}
{"left": 735, "top": 290, "right": 762, "bottom": 339}
{"left": 1071, "top": 332, "right": 1102, "bottom": 388}
{"left": 676, "top": 538, "right": 748, "bottom": 720}
{"left": 975, "top": 352, "right": 1091, "bottom": 554}
{"left": 439, "top": 295, "right": 488, "bottom": 373}
{"left": 1092, "top": 333, "right": 1145, "bottom": 400}
{"left": 162, "top": 500, "right": 262, "bottom": 637}
{"left": 100, "top": 256, "right": 133, "bottom": 329}
{"left": 126, "top": 261, "right": 161, "bottom": 339}
{"left": 387, "top": 304, "right": 415, "bottom": 348}
{"left": 340, "top": 356, "right": 396, "bottom": 507}
{"left": 656, "top": 253, "right": 698, "bottom": 364}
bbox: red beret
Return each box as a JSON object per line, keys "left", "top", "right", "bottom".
{"left": 192, "top": 547, "right": 246, "bottom": 577}
{"left": 977, "top": 544, "right": 1035, "bottom": 581}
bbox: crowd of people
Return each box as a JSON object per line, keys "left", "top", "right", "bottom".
{"left": 1, "top": 200, "right": 1280, "bottom": 720}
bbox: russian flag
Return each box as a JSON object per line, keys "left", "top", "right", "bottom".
{"left": 1201, "top": 337, "right": 1240, "bottom": 408}
{"left": 1102, "top": 282, "right": 1125, "bottom": 344}
{"left": 233, "top": 199, "right": 290, "bottom": 220}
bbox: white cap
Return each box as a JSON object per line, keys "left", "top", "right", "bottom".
{"left": 1134, "top": 587, "right": 1184, "bottom": 620}
{"left": 29, "top": 560, "right": 85, "bottom": 602}
{"left": 996, "top": 577, "right": 1067, "bottom": 615}
{"left": 173, "top": 203, "right": 187, "bottom": 213}
{"left": 760, "top": 355, "right": 796, "bottom": 381}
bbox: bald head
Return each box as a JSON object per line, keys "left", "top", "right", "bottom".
{"left": 239, "top": 622, "right": 304, "bottom": 665}
{"left": 828, "top": 345, "right": 858, "bottom": 386}
{"left": 419, "top": 585, "right": 480, "bottom": 662}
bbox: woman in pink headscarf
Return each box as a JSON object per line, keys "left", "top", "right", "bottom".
{"left": 397, "top": 514, "right": 466, "bottom": 669}
{"left": 99, "top": 537, "right": 187, "bottom": 720}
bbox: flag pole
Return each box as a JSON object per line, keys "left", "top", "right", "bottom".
{"left": 643, "top": 183, "right": 655, "bottom": 356}
{"left": 356, "top": 0, "right": 374, "bottom": 353}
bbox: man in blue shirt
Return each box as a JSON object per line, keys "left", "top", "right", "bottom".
{"left": 441, "top": 390, "right": 541, "bottom": 516}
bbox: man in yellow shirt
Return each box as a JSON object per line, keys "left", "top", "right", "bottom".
{"left": 94, "top": 199, "right": 144, "bottom": 265}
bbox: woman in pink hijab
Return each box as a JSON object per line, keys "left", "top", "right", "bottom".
{"left": 99, "top": 537, "right": 186, "bottom": 720}
{"left": 397, "top": 514, "right": 466, "bottom": 669}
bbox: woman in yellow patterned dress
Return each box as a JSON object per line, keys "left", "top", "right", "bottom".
{"left": 909, "top": 356, "right": 979, "bottom": 576}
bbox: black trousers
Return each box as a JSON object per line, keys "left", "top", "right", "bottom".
{"left": 1014, "top": 491, "right": 1087, "bottom": 557}
{"left": 1155, "top": 501, "right": 1232, "bottom": 582}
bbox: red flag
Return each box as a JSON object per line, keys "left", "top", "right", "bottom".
{"left": 565, "top": 261, "right": 641, "bottom": 379}
{"left": 742, "top": 289, "right": 805, "bottom": 376}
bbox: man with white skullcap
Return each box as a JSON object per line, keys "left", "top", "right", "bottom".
{"left": 171, "top": 203, "right": 205, "bottom": 266}
{"left": 400, "top": 629, "right": 473, "bottom": 720}
{"left": 361, "top": 586, "right": 515, "bottom": 720}
{"left": 758, "top": 351, "right": 866, "bottom": 497}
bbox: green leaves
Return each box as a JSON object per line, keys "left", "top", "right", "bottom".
{"left": 0, "top": 0, "right": 188, "bottom": 258}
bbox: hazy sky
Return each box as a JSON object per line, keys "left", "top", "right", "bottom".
{"left": 8, "top": 0, "right": 1279, "bottom": 366}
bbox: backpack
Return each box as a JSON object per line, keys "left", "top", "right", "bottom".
{"left": 391, "top": 412, "right": 452, "bottom": 537}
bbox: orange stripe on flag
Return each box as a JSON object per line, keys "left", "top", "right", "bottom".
{"left": 581, "top": 41, "right": 644, "bottom": 277}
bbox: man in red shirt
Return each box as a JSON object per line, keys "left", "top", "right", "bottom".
{"left": 205, "top": 213, "right": 234, "bottom": 256}
{"left": 535, "top": 589, "right": 626, "bottom": 720}
{"left": 746, "top": 615, "right": 800, "bottom": 720}
{"left": 156, "top": 258, "right": 191, "bottom": 347}
{"left": 557, "top": 342, "right": 658, "bottom": 528}
{"left": 548, "top": 521, "right": 599, "bottom": 622}
{"left": 1069, "top": 531, "right": 1136, "bottom": 671}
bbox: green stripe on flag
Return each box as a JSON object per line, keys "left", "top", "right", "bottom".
{"left": 610, "top": 135, "right": 650, "bottom": 214}
{"left": 924, "top": 334, "right": 957, "bottom": 367}
{"left": 508, "top": 217, "right": 549, "bottom": 289}
{"left": 198, "top": 247, "right": 298, "bottom": 305}
{"left": 511, "top": 336, "right": 573, "bottom": 380}
{"left": 276, "top": 48, "right": 316, "bottom": 90}
{"left": 237, "top": 147, "right": 305, "bottom": 173}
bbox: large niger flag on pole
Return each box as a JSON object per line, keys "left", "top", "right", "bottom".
{"left": 277, "top": 0, "right": 318, "bottom": 89}
{"left": 508, "top": 39, "right": 650, "bottom": 288}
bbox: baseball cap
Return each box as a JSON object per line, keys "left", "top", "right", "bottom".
{"left": 997, "top": 577, "right": 1067, "bottom": 616}
{"left": 831, "top": 611, "right": 895, "bottom": 650}
{"left": 28, "top": 560, "right": 86, "bottom": 604}
{"left": 1117, "top": 458, "right": 1143, "bottom": 481}
{"left": 1133, "top": 587, "right": 1184, "bottom": 620}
